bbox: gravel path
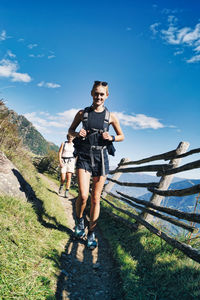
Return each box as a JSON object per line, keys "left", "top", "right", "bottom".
{"left": 40, "top": 174, "right": 124, "bottom": 300}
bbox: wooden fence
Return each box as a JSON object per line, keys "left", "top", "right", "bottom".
{"left": 101, "top": 142, "right": 200, "bottom": 263}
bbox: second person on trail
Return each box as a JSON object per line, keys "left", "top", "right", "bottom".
{"left": 58, "top": 134, "right": 75, "bottom": 198}
{"left": 68, "top": 80, "right": 124, "bottom": 250}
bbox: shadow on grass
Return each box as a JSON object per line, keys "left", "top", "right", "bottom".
{"left": 12, "top": 168, "right": 73, "bottom": 235}
{"left": 46, "top": 187, "right": 59, "bottom": 196}
{"left": 99, "top": 208, "right": 200, "bottom": 300}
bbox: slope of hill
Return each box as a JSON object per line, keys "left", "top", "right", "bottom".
{"left": 1, "top": 103, "right": 59, "bottom": 155}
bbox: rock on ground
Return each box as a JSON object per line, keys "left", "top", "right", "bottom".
{"left": 0, "top": 151, "right": 27, "bottom": 200}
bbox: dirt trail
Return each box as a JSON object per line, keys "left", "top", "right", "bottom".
{"left": 40, "top": 174, "right": 124, "bottom": 300}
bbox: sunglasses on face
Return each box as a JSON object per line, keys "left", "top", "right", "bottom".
{"left": 94, "top": 81, "right": 108, "bottom": 86}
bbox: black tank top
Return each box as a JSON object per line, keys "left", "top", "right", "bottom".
{"left": 83, "top": 108, "right": 109, "bottom": 147}
{"left": 87, "top": 109, "right": 106, "bottom": 130}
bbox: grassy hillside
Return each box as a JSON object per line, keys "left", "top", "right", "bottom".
{"left": 0, "top": 156, "right": 69, "bottom": 299}
{"left": 0, "top": 104, "right": 70, "bottom": 298}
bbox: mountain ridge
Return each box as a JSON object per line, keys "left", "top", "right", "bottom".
{"left": 1, "top": 103, "right": 59, "bottom": 155}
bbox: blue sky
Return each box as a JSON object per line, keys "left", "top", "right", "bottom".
{"left": 0, "top": 0, "right": 200, "bottom": 179}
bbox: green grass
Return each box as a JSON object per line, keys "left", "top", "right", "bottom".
{"left": 0, "top": 155, "right": 70, "bottom": 299}
{"left": 99, "top": 203, "right": 200, "bottom": 300}
{"left": 1, "top": 143, "right": 200, "bottom": 299}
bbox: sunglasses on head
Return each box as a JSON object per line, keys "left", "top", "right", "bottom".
{"left": 94, "top": 81, "right": 108, "bottom": 86}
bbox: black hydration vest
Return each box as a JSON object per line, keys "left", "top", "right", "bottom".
{"left": 82, "top": 106, "right": 110, "bottom": 147}
{"left": 73, "top": 106, "right": 115, "bottom": 174}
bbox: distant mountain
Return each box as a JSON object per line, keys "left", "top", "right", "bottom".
{"left": 1, "top": 103, "right": 59, "bottom": 155}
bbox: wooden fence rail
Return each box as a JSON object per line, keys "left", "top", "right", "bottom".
{"left": 101, "top": 141, "right": 200, "bottom": 263}
{"left": 101, "top": 196, "right": 200, "bottom": 263}
{"left": 116, "top": 191, "right": 200, "bottom": 224}
{"left": 157, "top": 159, "right": 200, "bottom": 176}
{"left": 109, "top": 163, "right": 172, "bottom": 175}
{"left": 107, "top": 191, "right": 197, "bottom": 233}
{"left": 107, "top": 177, "right": 159, "bottom": 188}
{"left": 148, "top": 184, "right": 200, "bottom": 197}
{"left": 120, "top": 147, "right": 200, "bottom": 166}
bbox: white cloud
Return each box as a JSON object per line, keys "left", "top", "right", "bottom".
{"left": 186, "top": 54, "right": 200, "bottom": 63}
{"left": 150, "top": 13, "right": 200, "bottom": 63}
{"left": 194, "top": 45, "right": 200, "bottom": 52}
{"left": 37, "top": 81, "right": 44, "bottom": 87}
{"left": 48, "top": 55, "right": 56, "bottom": 59}
{"left": 167, "top": 15, "right": 178, "bottom": 25}
{"left": 0, "top": 30, "right": 8, "bottom": 41}
{"left": 113, "top": 112, "right": 165, "bottom": 130}
{"left": 150, "top": 23, "right": 160, "bottom": 35}
{"left": 24, "top": 109, "right": 80, "bottom": 137}
{"left": 161, "top": 22, "right": 200, "bottom": 52}
{"left": 29, "top": 54, "right": 44, "bottom": 58}
{"left": 0, "top": 59, "right": 32, "bottom": 82}
{"left": 25, "top": 109, "right": 166, "bottom": 133}
{"left": 28, "top": 43, "right": 38, "bottom": 49}
{"left": 182, "top": 24, "right": 200, "bottom": 44}
{"left": 12, "top": 72, "right": 31, "bottom": 82}
{"left": 174, "top": 49, "right": 184, "bottom": 56}
{"left": 126, "top": 27, "right": 132, "bottom": 31}
{"left": 37, "top": 81, "right": 61, "bottom": 88}
{"left": 161, "top": 25, "right": 181, "bottom": 45}
{"left": 24, "top": 112, "right": 64, "bottom": 128}
{"left": 7, "top": 50, "right": 16, "bottom": 58}
{"left": 23, "top": 109, "right": 170, "bottom": 145}
{"left": 39, "top": 111, "right": 50, "bottom": 117}
{"left": 57, "top": 109, "right": 81, "bottom": 123}
{"left": 46, "top": 82, "right": 61, "bottom": 88}
{"left": 161, "top": 8, "right": 178, "bottom": 15}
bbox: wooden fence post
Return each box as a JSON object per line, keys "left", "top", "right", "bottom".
{"left": 139, "top": 141, "right": 190, "bottom": 224}
{"left": 102, "top": 158, "right": 130, "bottom": 198}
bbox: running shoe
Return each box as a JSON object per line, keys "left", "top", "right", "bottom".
{"left": 65, "top": 189, "right": 69, "bottom": 198}
{"left": 74, "top": 217, "right": 85, "bottom": 239}
{"left": 58, "top": 184, "right": 64, "bottom": 195}
{"left": 87, "top": 231, "right": 97, "bottom": 250}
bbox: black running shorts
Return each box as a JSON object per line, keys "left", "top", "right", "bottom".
{"left": 76, "top": 149, "right": 109, "bottom": 177}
